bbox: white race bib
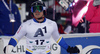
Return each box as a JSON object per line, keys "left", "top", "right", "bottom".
{"left": 27, "top": 39, "right": 50, "bottom": 51}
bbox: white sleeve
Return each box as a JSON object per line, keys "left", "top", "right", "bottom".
{"left": 51, "top": 22, "right": 69, "bottom": 50}
{"left": 64, "top": 25, "right": 71, "bottom": 33}
{"left": 51, "top": 22, "right": 61, "bottom": 42}
{"left": 13, "top": 23, "right": 27, "bottom": 42}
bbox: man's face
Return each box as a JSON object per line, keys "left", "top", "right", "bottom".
{"left": 33, "top": 10, "right": 44, "bottom": 18}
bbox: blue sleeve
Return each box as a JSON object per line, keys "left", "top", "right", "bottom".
{"left": 8, "top": 37, "right": 18, "bottom": 47}
{"left": 58, "top": 37, "right": 69, "bottom": 50}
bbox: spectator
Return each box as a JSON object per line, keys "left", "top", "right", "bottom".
{"left": 85, "top": 0, "right": 100, "bottom": 33}
{"left": 77, "top": 17, "right": 85, "bottom": 33}
{"left": 45, "top": 8, "right": 66, "bottom": 34}
{"left": 69, "top": 0, "right": 91, "bottom": 33}
{"left": 58, "top": 24, "right": 67, "bottom": 34}
{"left": 0, "top": 0, "right": 21, "bottom": 36}
{"left": 64, "top": 12, "right": 72, "bottom": 34}
{"left": 64, "top": 21, "right": 72, "bottom": 34}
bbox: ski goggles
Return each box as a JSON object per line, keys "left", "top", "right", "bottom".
{"left": 31, "top": 5, "right": 44, "bottom": 13}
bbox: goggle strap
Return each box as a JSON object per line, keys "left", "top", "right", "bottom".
{"left": 43, "top": 7, "right": 46, "bottom": 10}
{"left": 31, "top": 7, "right": 33, "bottom": 12}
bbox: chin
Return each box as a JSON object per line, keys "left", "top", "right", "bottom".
{"left": 35, "top": 16, "right": 40, "bottom": 18}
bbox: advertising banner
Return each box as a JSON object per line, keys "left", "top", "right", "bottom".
{"left": 2, "top": 37, "right": 26, "bottom": 54}
{"left": 1, "top": 36, "right": 61, "bottom": 54}
{"left": 1, "top": 33, "right": 100, "bottom": 54}
{"left": 61, "top": 34, "right": 100, "bottom": 54}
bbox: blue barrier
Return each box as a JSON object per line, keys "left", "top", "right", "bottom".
{"left": 61, "top": 36, "right": 100, "bottom": 54}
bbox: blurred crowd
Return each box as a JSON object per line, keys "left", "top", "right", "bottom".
{"left": 0, "top": 0, "right": 100, "bottom": 36}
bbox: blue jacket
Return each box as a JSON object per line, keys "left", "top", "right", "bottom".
{"left": 0, "top": 0, "right": 21, "bottom": 36}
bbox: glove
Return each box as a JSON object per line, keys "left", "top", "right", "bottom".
{"left": 3, "top": 45, "right": 14, "bottom": 54}
{"left": 67, "top": 46, "right": 80, "bottom": 53}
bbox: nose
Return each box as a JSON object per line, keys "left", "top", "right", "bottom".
{"left": 35, "top": 10, "right": 40, "bottom": 13}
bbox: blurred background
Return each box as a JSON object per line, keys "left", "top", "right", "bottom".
{"left": 0, "top": 0, "right": 100, "bottom": 35}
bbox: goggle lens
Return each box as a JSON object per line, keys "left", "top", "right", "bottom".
{"left": 32, "top": 5, "right": 43, "bottom": 12}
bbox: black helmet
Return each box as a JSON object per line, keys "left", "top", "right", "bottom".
{"left": 31, "top": 1, "right": 46, "bottom": 13}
